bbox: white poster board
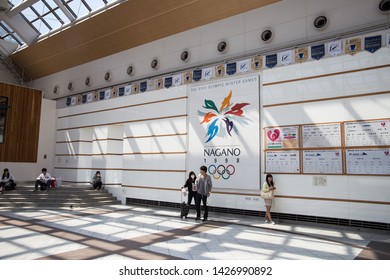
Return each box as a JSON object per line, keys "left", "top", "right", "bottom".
{"left": 265, "top": 126, "right": 299, "bottom": 149}
{"left": 303, "top": 149, "right": 343, "bottom": 174}
{"left": 302, "top": 123, "right": 341, "bottom": 148}
{"left": 265, "top": 150, "right": 300, "bottom": 173}
{"left": 346, "top": 149, "right": 390, "bottom": 175}
{"left": 188, "top": 76, "right": 260, "bottom": 189}
{"left": 344, "top": 119, "right": 390, "bottom": 147}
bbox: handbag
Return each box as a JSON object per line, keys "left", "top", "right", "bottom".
{"left": 261, "top": 189, "right": 274, "bottom": 199}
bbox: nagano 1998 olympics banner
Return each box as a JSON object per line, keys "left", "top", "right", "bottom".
{"left": 187, "top": 75, "right": 260, "bottom": 190}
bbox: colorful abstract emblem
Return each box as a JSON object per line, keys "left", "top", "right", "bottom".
{"left": 198, "top": 90, "right": 250, "bottom": 143}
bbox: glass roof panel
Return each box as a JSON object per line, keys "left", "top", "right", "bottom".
{"left": 44, "top": 0, "right": 58, "bottom": 9}
{"left": 53, "top": 9, "right": 71, "bottom": 25}
{"left": 43, "top": 13, "right": 61, "bottom": 30}
{"left": 0, "top": 21, "right": 25, "bottom": 46}
{"left": 83, "top": 0, "right": 104, "bottom": 11}
{"left": 32, "top": 1, "right": 50, "bottom": 15}
{"left": 31, "top": 18, "right": 50, "bottom": 35}
{"left": 4, "top": 0, "right": 121, "bottom": 47}
{"left": 66, "top": 0, "right": 90, "bottom": 18}
{"left": 0, "top": 24, "right": 7, "bottom": 38}
{"left": 21, "top": 7, "right": 39, "bottom": 22}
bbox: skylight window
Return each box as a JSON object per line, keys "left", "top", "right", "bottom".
{"left": 0, "top": 21, "right": 24, "bottom": 46}
{"left": 2, "top": 0, "right": 121, "bottom": 47}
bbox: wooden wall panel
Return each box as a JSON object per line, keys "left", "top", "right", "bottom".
{"left": 0, "top": 82, "right": 42, "bottom": 162}
{"left": 10, "top": 0, "right": 279, "bottom": 80}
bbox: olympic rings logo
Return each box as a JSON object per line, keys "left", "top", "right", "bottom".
{"left": 208, "top": 164, "right": 236, "bottom": 180}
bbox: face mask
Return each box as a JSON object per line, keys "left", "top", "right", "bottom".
{"left": 191, "top": 175, "right": 195, "bottom": 179}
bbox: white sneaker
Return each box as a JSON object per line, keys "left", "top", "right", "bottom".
{"left": 265, "top": 219, "right": 269, "bottom": 223}
{"left": 271, "top": 221, "right": 276, "bottom": 225}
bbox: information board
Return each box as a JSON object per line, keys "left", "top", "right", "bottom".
{"left": 265, "top": 150, "right": 300, "bottom": 173}
{"left": 302, "top": 123, "right": 341, "bottom": 148}
{"left": 346, "top": 149, "right": 390, "bottom": 175}
{"left": 265, "top": 126, "right": 299, "bottom": 149}
{"left": 303, "top": 149, "right": 343, "bottom": 174}
{"left": 344, "top": 119, "right": 390, "bottom": 147}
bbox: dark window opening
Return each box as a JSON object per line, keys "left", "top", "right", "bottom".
{"left": 0, "top": 97, "right": 8, "bottom": 144}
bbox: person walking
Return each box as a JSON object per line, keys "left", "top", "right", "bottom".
{"left": 195, "top": 166, "right": 212, "bottom": 222}
{"left": 184, "top": 171, "right": 197, "bottom": 205}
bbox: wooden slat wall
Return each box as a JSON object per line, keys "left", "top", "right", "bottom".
{"left": 0, "top": 82, "right": 42, "bottom": 162}
{"left": 10, "top": 0, "right": 279, "bottom": 80}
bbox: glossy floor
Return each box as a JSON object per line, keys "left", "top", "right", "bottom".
{"left": 1, "top": 205, "right": 389, "bottom": 260}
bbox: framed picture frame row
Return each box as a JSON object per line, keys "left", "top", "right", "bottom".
{"left": 264, "top": 118, "right": 390, "bottom": 176}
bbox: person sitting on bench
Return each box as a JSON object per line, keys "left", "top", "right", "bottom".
{"left": 0, "top": 168, "right": 16, "bottom": 193}
{"left": 34, "top": 168, "right": 52, "bottom": 192}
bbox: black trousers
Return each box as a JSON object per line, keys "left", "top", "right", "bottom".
{"left": 0, "top": 180, "right": 16, "bottom": 191}
{"left": 93, "top": 181, "right": 102, "bottom": 189}
{"left": 195, "top": 193, "right": 208, "bottom": 219}
{"left": 35, "top": 179, "right": 50, "bottom": 190}
{"left": 187, "top": 191, "right": 196, "bottom": 205}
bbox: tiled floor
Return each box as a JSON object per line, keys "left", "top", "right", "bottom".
{"left": 0, "top": 205, "right": 389, "bottom": 260}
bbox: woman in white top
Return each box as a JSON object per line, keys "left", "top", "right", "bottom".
{"left": 0, "top": 168, "right": 16, "bottom": 193}
{"left": 262, "top": 174, "right": 276, "bottom": 224}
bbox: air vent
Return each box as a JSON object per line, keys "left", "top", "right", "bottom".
{"left": 85, "top": 77, "right": 91, "bottom": 86}
{"left": 104, "top": 72, "right": 111, "bottom": 81}
{"left": 151, "top": 58, "right": 159, "bottom": 69}
{"left": 180, "top": 50, "right": 190, "bottom": 62}
{"left": 53, "top": 85, "right": 59, "bottom": 95}
{"left": 379, "top": 0, "right": 390, "bottom": 13}
{"left": 261, "top": 30, "right": 273, "bottom": 42}
{"left": 127, "top": 65, "right": 134, "bottom": 76}
{"left": 314, "top": 16, "right": 328, "bottom": 29}
{"left": 217, "top": 41, "right": 228, "bottom": 53}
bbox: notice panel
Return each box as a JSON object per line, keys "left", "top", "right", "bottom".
{"left": 346, "top": 149, "right": 390, "bottom": 175}
{"left": 265, "top": 126, "right": 299, "bottom": 149}
{"left": 344, "top": 119, "right": 390, "bottom": 147}
{"left": 302, "top": 123, "right": 341, "bottom": 148}
{"left": 265, "top": 150, "right": 300, "bottom": 173}
{"left": 303, "top": 149, "right": 343, "bottom": 174}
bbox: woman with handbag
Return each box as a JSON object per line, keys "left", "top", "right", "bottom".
{"left": 261, "top": 174, "right": 276, "bottom": 224}
{"left": 184, "top": 171, "right": 197, "bottom": 206}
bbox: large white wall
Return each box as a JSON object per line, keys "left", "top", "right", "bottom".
{"left": 54, "top": 42, "right": 390, "bottom": 224}
{"left": 8, "top": 0, "right": 389, "bottom": 224}
{"left": 55, "top": 85, "right": 188, "bottom": 205}
{"left": 261, "top": 47, "right": 390, "bottom": 224}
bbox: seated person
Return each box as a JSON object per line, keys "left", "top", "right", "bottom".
{"left": 91, "top": 171, "right": 103, "bottom": 190}
{"left": 0, "top": 168, "right": 16, "bottom": 193}
{"left": 34, "top": 168, "right": 52, "bottom": 192}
